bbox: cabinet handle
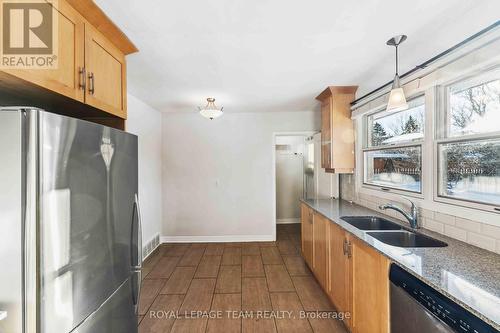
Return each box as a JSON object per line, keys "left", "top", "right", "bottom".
{"left": 88, "top": 72, "right": 95, "bottom": 95}
{"left": 342, "top": 239, "right": 347, "bottom": 256}
{"left": 78, "top": 67, "right": 86, "bottom": 90}
{"left": 347, "top": 241, "right": 352, "bottom": 259}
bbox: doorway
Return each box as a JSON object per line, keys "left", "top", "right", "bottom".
{"left": 275, "top": 134, "right": 308, "bottom": 225}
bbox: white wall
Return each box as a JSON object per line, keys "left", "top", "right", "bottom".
{"left": 162, "top": 111, "right": 320, "bottom": 242}
{"left": 126, "top": 94, "right": 163, "bottom": 248}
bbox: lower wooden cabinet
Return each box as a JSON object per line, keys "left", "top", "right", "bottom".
{"left": 327, "top": 223, "right": 352, "bottom": 327}
{"left": 312, "top": 213, "right": 328, "bottom": 288}
{"left": 301, "top": 203, "right": 313, "bottom": 266}
{"left": 301, "top": 203, "right": 390, "bottom": 333}
{"left": 351, "top": 237, "right": 390, "bottom": 333}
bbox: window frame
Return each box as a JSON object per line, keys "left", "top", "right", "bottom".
{"left": 361, "top": 94, "right": 426, "bottom": 196}
{"left": 433, "top": 68, "right": 500, "bottom": 213}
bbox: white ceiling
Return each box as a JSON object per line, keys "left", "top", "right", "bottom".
{"left": 96, "top": 0, "right": 500, "bottom": 113}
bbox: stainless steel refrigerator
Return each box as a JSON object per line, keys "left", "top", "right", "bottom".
{"left": 0, "top": 108, "right": 142, "bottom": 333}
{"left": 303, "top": 133, "right": 339, "bottom": 200}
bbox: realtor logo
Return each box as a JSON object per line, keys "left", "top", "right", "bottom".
{"left": 1, "top": 0, "right": 58, "bottom": 68}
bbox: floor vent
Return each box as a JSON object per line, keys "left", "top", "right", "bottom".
{"left": 142, "top": 233, "right": 161, "bottom": 260}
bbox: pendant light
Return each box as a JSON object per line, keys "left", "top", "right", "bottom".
{"left": 198, "top": 98, "right": 223, "bottom": 120}
{"left": 386, "top": 35, "right": 408, "bottom": 112}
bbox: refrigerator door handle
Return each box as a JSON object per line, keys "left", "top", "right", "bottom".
{"left": 132, "top": 194, "right": 143, "bottom": 314}
{"left": 132, "top": 270, "right": 142, "bottom": 315}
{"left": 133, "top": 194, "right": 143, "bottom": 270}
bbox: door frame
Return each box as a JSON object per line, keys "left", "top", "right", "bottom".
{"left": 272, "top": 131, "right": 316, "bottom": 240}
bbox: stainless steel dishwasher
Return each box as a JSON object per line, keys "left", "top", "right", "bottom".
{"left": 389, "top": 264, "right": 497, "bottom": 333}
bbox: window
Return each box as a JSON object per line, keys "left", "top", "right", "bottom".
{"left": 437, "top": 70, "right": 500, "bottom": 207}
{"left": 367, "top": 97, "right": 425, "bottom": 147}
{"left": 363, "top": 96, "right": 425, "bottom": 193}
{"left": 438, "top": 138, "right": 500, "bottom": 205}
{"left": 445, "top": 70, "right": 500, "bottom": 137}
{"left": 365, "top": 146, "right": 422, "bottom": 192}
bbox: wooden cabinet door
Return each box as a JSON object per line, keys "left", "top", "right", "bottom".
{"left": 300, "top": 204, "right": 313, "bottom": 267}
{"left": 351, "top": 237, "right": 390, "bottom": 333}
{"left": 330, "top": 93, "right": 356, "bottom": 172}
{"left": 316, "top": 86, "right": 357, "bottom": 173}
{"left": 84, "top": 24, "right": 127, "bottom": 118}
{"left": 312, "top": 213, "right": 328, "bottom": 288}
{"left": 320, "top": 99, "right": 332, "bottom": 169}
{"left": 3, "top": 0, "right": 85, "bottom": 102}
{"left": 327, "top": 223, "right": 351, "bottom": 326}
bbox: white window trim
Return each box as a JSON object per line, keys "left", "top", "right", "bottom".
{"left": 353, "top": 76, "right": 500, "bottom": 226}
{"left": 352, "top": 30, "right": 500, "bottom": 224}
{"left": 432, "top": 68, "right": 500, "bottom": 214}
{"left": 361, "top": 94, "right": 426, "bottom": 196}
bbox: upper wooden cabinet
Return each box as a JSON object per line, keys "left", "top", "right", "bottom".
{"left": 0, "top": 0, "right": 137, "bottom": 127}
{"left": 316, "top": 86, "right": 358, "bottom": 174}
{"left": 2, "top": 0, "right": 85, "bottom": 103}
{"left": 85, "top": 24, "right": 127, "bottom": 118}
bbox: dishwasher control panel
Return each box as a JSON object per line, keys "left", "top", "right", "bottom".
{"left": 389, "top": 264, "right": 498, "bottom": 333}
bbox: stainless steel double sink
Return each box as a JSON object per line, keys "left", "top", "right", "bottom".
{"left": 340, "top": 216, "right": 447, "bottom": 248}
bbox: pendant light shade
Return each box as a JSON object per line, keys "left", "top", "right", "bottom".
{"left": 386, "top": 35, "right": 408, "bottom": 112}
{"left": 387, "top": 86, "right": 407, "bottom": 112}
{"left": 198, "top": 98, "right": 223, "bottom": 120}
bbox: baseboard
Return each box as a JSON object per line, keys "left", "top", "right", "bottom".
{"left": 276, "top": 218, "right": 300, "bottom": 224}
{"left": 160, "top": 235, "right": 275, "bottom": 243}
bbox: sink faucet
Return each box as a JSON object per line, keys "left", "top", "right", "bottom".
{"left": 379, "top": 198, "right": 419, "bottom": 229}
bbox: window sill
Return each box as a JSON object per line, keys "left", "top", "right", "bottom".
{"left": 357, "top": 186, "right": 500, "bottom": 226}
{"left": 361, "top": 184, "right": 424, "bottom": 199}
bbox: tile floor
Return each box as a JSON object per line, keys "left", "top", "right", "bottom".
{"left": 138, "top": 224, "right": 348, "bottom": 333}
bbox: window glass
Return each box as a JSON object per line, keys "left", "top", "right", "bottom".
{"left": 367, "top": 97, "right": 425, "bottom": 147}
{"left": 448, "top": 73, "right": 500, "bottom": 137}
{"left": 364, "top": 146, "right": 422, "bottom": 192}
{"left": 438, "top": 138, "right": 500, "bottom": 205}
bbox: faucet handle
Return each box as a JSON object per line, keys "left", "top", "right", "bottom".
{"left": 402, "top": 197, "right": 419, "bottom": 226}
{"left": 401, "top": 197, "right": 416, "bottom": 210}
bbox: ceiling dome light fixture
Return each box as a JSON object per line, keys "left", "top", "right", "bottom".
{"left": 386, "top": 35, "right": 408, "bottom": 113}
{"left": 198, "top": 98, "right": 223, "bottom": 120}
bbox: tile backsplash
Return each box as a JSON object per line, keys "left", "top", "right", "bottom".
{"left": 339, "top": 175, "right": 500, "bottom": 254}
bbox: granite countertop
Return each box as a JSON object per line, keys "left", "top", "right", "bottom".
{"left": 301, "top": 198, "right": 500, "bottom": 330}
